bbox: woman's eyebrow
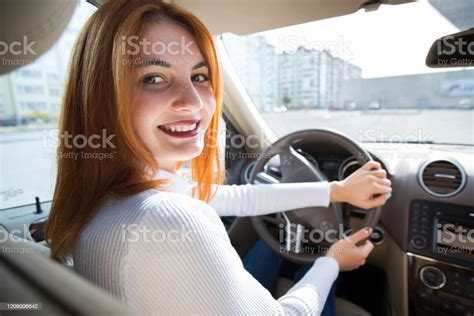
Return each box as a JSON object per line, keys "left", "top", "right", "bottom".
{"left": 192, "top": 61, "right": 208, "bottom": 70}
{"left": 136, "top": 59, "right": 208, "bottom": 70}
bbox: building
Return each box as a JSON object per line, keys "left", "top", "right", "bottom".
{"left": 279, "top": 47, "right": 315, "bottom": 109}
{"left": 278, "top": 47, "right": 361, "bottom": 110}
{"left": 224, "top": 32, "right": 362, "bottom": 111}
{"left": 223, "top": 33, "right": 278, "bottom": 112}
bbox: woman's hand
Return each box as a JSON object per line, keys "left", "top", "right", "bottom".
{"left": 329, "top": 161, "right": 392, "bottom": 209}
{"left": 326, "top": 227, "right": 374, "bottom": 271}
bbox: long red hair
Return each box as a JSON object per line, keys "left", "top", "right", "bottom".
{"left": 45, "top": 0, "right": 223, "bottom": 263}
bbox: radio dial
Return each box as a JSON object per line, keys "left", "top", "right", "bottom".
{"left": 420, "top": 266, "right": 446, "bottom": 290}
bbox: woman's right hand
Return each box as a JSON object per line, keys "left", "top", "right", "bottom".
{"left": 329, "top": 160, "right": 392, "bottom": 210}
{"left": 325, "top": 227, "right": 374, "bottom": 271}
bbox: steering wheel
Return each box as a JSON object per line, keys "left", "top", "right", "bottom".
{"left": 249, "top": 129, "right": 382, "bottom": 264}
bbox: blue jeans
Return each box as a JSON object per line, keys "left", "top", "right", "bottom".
{"left": 242, "top": 240, "right": 336, "bottom": 316}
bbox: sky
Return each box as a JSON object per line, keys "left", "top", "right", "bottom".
{"left": 257, "top": 0, "right": 461, "bottom": 78}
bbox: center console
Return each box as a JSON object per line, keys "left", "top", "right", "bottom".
{"left": 407, "top": 200, "right": 473, "bottom": 316}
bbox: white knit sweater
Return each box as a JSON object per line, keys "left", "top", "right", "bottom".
{"left": 73, "top": 169, "right": 339, "bottom": 315}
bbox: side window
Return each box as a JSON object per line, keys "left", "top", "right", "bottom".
{"left": 0, "top": 2, "right": 97, "bottom": 210}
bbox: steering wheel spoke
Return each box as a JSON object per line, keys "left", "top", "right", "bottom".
{"left": 260, "top": 214, "right": 284, "bottom": 227}
{"left": 278, "top": 146, "right": 329, "bottom": 183}
{"left": 254, "top": 171, "right": 280, "bottom": 184}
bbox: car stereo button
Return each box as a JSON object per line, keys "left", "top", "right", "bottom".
{"left": 411, "top": 235, "right": 427, "bottom": 249}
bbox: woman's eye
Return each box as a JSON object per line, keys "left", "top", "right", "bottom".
{"left": 192, "top": 74, "right": 209, "bottom": 82}
{"left": 142, "top": 75, "right": 164, "bottom": 85}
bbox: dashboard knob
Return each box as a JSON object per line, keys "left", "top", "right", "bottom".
{"left": 369, "top": 227, "right": 384, "bottom": 244}
{"left": 411, "top": 235, "right": 427, "bottom": 249}
{"left": 420, "top": 266, "right": 446, "bottom": 290}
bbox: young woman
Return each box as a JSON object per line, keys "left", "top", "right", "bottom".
{"left": 45, "top": 0, "right": 392, "bottom": 314}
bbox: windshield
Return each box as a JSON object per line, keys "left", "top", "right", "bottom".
{"left": 0, "top": 1, "right": 472, "bottom": 210}
{"left": 221, "top": 0, "right": 474, "bottom": 146}
{"left": 0, "top": 1, "right": 97, "bottom": 209}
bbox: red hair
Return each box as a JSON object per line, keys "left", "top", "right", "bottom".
{"left": 45, "top": 0, "right": 223, "bottom": 263}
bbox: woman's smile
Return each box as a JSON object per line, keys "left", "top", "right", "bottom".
{"left": 158, "top": 119, "right": 201, "bottom": 138}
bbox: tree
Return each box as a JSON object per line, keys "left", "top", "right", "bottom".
{"left": 282, "top": 94, "right": 291, "bottom": 107}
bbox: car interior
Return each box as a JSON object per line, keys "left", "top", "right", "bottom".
{"left": 0, "top": 0, "right": 473, "bottom": 315}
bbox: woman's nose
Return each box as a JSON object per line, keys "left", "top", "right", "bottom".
{"left": 170, "top": 80, "right": 203, "bottom": 112}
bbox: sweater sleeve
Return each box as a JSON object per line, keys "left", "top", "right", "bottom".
{"left": 121, "top": 193, "right": 339, "bottom": 315}
{"left": 209, "top": 181, "right": 331, "bottom": 217}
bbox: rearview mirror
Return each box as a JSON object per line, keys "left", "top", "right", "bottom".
{"left": 425, "top": 28, "right": 474, "bottom": 68}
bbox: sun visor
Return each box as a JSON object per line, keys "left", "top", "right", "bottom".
{"left": 0, "top": 0, "right": 76, "bottom": 75}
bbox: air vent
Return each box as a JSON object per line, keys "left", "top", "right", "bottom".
{"left": 419, "top": 160, "right": 466, "bottom": 197}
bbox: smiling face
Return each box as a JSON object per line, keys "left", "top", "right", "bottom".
{"left": 132, "top": 20, "right": 216, "bottom": 173}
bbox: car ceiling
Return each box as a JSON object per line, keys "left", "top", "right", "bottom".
{"left": 90, "top": 0, "right": 416, "bottom": 35}
{"left": 0, "top": 0, "right": 415, "bottom": 75}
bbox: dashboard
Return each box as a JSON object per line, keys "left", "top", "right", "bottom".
{"left": 239, "top": 141, "right": 474, "bottom": 315}
{"left": 242, "top": 142, "right": 472, "bottom": 255}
